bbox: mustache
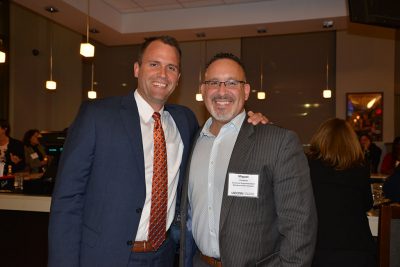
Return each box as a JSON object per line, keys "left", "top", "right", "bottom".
{"left": 211, "top": 94, "right": 234, "bottom": 102}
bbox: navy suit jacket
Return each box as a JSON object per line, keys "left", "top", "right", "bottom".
{"left": 48, "top": 91, "right": 198, "bottom": 267}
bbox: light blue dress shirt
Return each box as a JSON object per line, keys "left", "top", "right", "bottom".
{"left": 188, "top": 110, "right": 246, "bottom": 258}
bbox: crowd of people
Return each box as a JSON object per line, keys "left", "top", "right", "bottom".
{"left": 0, "top": 119, "right": 50, "bottom": 176}
{"left": 2, "top": 35, "right": 399, "bottom": 266}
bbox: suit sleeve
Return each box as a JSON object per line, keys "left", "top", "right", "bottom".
{"left": 48, "top": 102, "right": 96, "bottom": 267}
{"left": 273, "top": 131, "right": 317, "bottom": 267}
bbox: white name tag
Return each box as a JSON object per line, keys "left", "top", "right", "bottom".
{"left": 30, "top": 152, "right": 39, "bottom": 159}
{"left": 227, "top": 173, "right": 259, "bottom": 198}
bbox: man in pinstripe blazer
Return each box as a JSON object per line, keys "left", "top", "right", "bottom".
{"left": 180, "top": 53, "right": 317, "bottom": 267}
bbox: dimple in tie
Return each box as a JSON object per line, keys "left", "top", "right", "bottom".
{"left": 148, "top": 112, "right": 168, "bottom": 250}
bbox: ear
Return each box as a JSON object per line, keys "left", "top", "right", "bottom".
{"left": 133, "top": 62, "right": 139, "bottom": 78}
{"left": 244, "top": 83, "right": 251, "bottom": 100}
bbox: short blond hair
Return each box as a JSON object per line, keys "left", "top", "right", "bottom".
{"left": 308, "top": 118, "right": 364, "bottom": 170}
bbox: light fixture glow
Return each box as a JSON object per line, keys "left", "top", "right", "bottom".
{"left": 46, "top": 21, "right": 56, "bottom": 90}
{"left": 80, "top": 0, "right": 95, "bottom": 57}
{"left": 88, "top": 90, "right": 97, "bottom": 99}
{"left": 80, "top": 43, "right": 95, "bottom": 57}
{"left": 323, "top": 89, "right": 332, "bottom": 98}
{"left": 87, "top": 62, "right": 97, "bottom": 99}
{"left": 46, "top": 80, "right": 57, "bottom": 90}
{"left": 0, "top": 51, "right": 5, "bottom": 63}
{"left": 323, "top": 59, "right": 332, "bottom": 99}
{"left": 196, "top": 93, "right": 203, "bottom": 101}
{"left": 367, "top": 98, "right": 376, "bottom": 109}
{"left": 257, "top": 92, "right": 266, "bottom": 99}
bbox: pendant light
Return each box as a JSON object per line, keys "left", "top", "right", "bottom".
{"left": 88, "top": 62, "right": 97, "bottom": 99}
{"left": 45, "top": 20, "right": 56, "bottom": 90}
{"left": 0, "top": 39, "right": 5, "bottom": 63}
{"left": 80, "top": 0, "right": 95, "bottom": 57}
{"left": 257, "top": 49, "right": 266, "bottom": 100}
{"left": 323, "top": 59, "right": 332, "bottom": 99}
{"left": 196, "top": 41, "right": 205, "bottom": 102}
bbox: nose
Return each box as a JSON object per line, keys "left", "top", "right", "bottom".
{"left": 217, "top": 82, "right": 227, "bottom": 94}
{"left": 159, "top": 66, "right": 167, "bottom": 77}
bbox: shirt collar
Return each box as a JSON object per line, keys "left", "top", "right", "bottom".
{"left": 201, "top": 110, "right": 246, "bottom": 137}
{"left": 134, "top": 89, "right": 165, "bottom": 123}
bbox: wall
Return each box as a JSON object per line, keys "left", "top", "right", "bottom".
{"left": 9, "top": 4, "right": 82, "bottom": 139}
{"left": 336, "top": 23, "right": 396, "bottom": 143}
{"left": 8, "top": 4, "right": 399, "bottom": 143}
{"left": 242, "top": 32, "right": 336, "bottom": 144}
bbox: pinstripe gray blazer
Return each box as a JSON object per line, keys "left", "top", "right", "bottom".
{"left": 180, "top": 120, "right": 317, "bottom": 267}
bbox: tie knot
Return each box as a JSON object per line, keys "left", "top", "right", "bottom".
{"left": 152, "top": 112, "right": 161, "bottom": 121}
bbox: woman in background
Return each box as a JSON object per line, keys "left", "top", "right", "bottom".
{"left": 23, "top": 129, "right": 48, "bottom": 173}
{"left": 380, "top": 136, "right": 400, "bottom": 175}
{"left": 308, "top": 118, "right": 376, "bottom": 267}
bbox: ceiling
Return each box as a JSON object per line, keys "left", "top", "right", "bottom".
{"left": 12, "top": 0, "right": 349, "bottom": 46}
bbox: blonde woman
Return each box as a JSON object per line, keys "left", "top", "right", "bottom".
{"left": 308, "top": 118, "right": 376, "bottom": 267}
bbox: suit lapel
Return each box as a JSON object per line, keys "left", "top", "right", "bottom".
{"left": 219, "top": 120, "right": 255, "bottom": 230}
{"left": 119, "top": 91, "right": 145, "bottom": 178}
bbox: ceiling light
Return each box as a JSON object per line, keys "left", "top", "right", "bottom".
{"left": 257, "top": 28, "right": 267, "bottom": 34}
{"left": 196, "top": 32, "right": 206, "bottom": 38}
{"left": 323, "top": 59, "right": 332, "bottom": 99}
{"left": 0, "top": 37, "right": 6, "bottom": 63}
{"left": 322, "top": 20, "right": 334, "bottom": 29}
{"left": 45, "top": 20, "right": 56, "bottom": 90}
{"left": 45, "top": 6, "right": 59, "bottom": 13}
{"left": 0, "top": 51, "right": 5, "bottom": 63}
{"left": 80, "top": 0, "right": 95, "bottom": 57}
{"left": 88, "top": 62, "right": 97, "bottom": 99}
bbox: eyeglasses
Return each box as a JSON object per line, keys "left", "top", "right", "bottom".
{"left": 203, "top": 80, "right": 246, "bottom": 89}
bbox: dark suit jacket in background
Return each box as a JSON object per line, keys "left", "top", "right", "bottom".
{"left": 48, "top": 91, "right": 198, "bottom": 267}
{"left": 4, "top": 137, "right": 25, "bottom": 173}
{"left": 308, "top": 158, "right": 376, "bottom": 267}
{"left": 180, "top": 120, "right": 318, "bottom": 267}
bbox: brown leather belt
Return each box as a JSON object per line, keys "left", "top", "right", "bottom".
{"left": 200, "top": 253, "right": 222, "bottom": 267}
{"left": 131, "top": 241, "right": 155, "bottom": 253}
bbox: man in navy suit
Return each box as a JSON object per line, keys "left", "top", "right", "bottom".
{"left": 48, "top": 36, "right": 266, "bottom": 266}
{"left": 48, "top": 36, "right": 199, "bottom": 267}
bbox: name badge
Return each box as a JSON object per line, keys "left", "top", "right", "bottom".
{"left": 228, "top": 173, "right": 259, "bottom": 198}
{"left": 30, "top": 152, "right": 39, "bottom": 159}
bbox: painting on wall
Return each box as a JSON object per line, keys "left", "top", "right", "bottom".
{"left": 346, "top": 92, "right": 383, "bottom": 141}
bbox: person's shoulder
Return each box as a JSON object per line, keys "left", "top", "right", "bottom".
{"left": 253, "top": 122, "right": 296, "bottom": 137}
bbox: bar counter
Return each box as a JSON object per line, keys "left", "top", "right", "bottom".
{"left": 0, "top": 192, "right": 51, "bottom": 212}
{"left": 0, "top": 191, "right": 50, "bottom": 267}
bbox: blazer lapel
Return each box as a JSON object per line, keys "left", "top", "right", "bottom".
{"left": 219, "top": 120, "right": 255, "bottom": 230}
{"left": 119, "top": 91, "right": 145, "bottom": 178}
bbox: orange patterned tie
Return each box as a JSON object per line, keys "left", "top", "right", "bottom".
{"left": 148, "top": 112, "right": 168, "bottom": 250}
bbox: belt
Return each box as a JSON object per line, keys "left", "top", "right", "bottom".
{"left": 200, "top": 253, "right": 222, "bottom": 267}
{"left": 131, "top": 230, "right": 170, "bottom": 253}
{"left": 131, "top": 240, "right": 155, "bottom": 253}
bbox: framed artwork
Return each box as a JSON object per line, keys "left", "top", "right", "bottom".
{"left": 346, "top": 92, "right": 383, "bottom": 141}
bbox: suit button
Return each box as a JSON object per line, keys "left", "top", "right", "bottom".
{"left": 136, "top": 208, "right": 142, "bottom": 213}
{"left": 127, "top": 240, "right": 133, "bottom": 246}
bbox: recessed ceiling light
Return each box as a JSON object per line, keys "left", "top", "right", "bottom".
{"left": 90, "top": 28, "right": 100, "bottom": 34}
{"left": 196, "top": 32, "right": 206, "bottom": 38}
{"left": 45, "top": 6, "right": 59, "bottom": 13}
{"left": 257, "top": 28, "right": 267, "bottom": 34}
{"left": 322, "top": 20, "right": 334, "bottom": 28}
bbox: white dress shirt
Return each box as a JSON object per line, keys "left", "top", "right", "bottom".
{"left": 188, "top": 110, "right": 245, "bottom": 258}
{"left": 134, "top": 90, "right": 184, "bottom": 241}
